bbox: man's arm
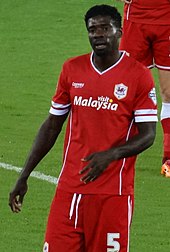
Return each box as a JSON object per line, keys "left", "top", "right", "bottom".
{"left": 80, "top": 122, "right": 156, "bottom": 183}
{"left": 9, "top": 113, "right": 68, "bottom": 212}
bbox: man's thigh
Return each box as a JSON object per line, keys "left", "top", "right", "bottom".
{"left": 120, "top": 20, "right": 170, "bottom": 70}
{"left": 153, "top": 25, "right": 170, "bottom": 70}
{"left": 83, "top": 194, "right": 134, "bottom": 252}
{"left": 43, "top": 189, "right": 85, "bottom": 252}
{"left": 43, "top": 191, "right": 133, "bottom": 252}
{"left": 120, "top": 20, "right": 154, "bottom": 68}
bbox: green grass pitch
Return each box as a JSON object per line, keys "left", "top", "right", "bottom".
{"left": 0, "top": 0, "right": 170, "bottom": 251}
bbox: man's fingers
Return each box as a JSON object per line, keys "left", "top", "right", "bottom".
{"left": 80, "top": 153, "right": 96, "bottom": 174}
{"left": 80, "top": 174, "right": 91, "bottom": 184}
{"left": 9, "top": 194, "right": 24, "bottom": 213}
{"left": 9, "top": 193, "right": 16, "bottom": 210}
{"left": 13, "top": 201, "right": 22, "bottom": 213}
{"left": 80, "top": 166, "right": 99, "bottom": 183}
{"left": 9, "top": 198, "right": 22, "bottom": 213}
{"left": 79, "top": 164, "right": 91, "bottom": 174}
{"left": 81, "top": 153, "right": 95, "bottom": 162}
{"left": 19, "top": 194, "right": 24, "bottom": 204}
{"left": 80, "top": 173, "right": 97, "bottom": 184}
{"left": 90, "top": 175, "right": 97, "bottom": 181}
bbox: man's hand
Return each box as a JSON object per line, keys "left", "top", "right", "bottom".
{"left": 9, "top": 178, "right": 28, "bottom": 213}
{"left": 79, "top": 151, "right": 112, "bottom": 184}
{"left": 8, "top": 114, "right": 68, "bottom": 213}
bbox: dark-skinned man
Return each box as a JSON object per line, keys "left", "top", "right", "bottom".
{"left": 9, "top": 5, "right": 157, "bottom": 252}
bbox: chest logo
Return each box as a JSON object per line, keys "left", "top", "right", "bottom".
{"left": 114, "top": 83, "right": 128, "bottom": 100}
{"left": 72, "top": 82, "right": 84, "bottom": 88}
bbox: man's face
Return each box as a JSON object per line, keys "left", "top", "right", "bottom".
{"left": 87, "top": 15, "right": 121, "bottom": 56}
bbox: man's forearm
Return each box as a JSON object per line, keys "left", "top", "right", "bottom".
{"left": 109, "top": 130, "right": 155, "bottom": 162}
{"left": 19, "top": 125, "right": 58, "bottom": 179}
{"left": 18, "top": 114, "right": 67, "bottom": 180}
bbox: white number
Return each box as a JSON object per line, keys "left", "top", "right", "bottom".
{"left": 107, "top": 233, "right": 120, "bottom": 252}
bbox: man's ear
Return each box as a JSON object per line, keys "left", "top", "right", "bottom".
{"left": 117, "top": 28, "right": 122, "bottom": 39}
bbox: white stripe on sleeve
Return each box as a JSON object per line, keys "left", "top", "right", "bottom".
{"left": 49, "top": 101, "right": 71, "bottom": 115}
{"left": 134, "top": 109, "right": 158, "bottom": 122}
{"left": 135, "top": 116, "right": 158, "bottom": 122}
{"left": 134, "top": 109, "right": 157, "bottom": 115}
{"left": 49, "top": 107, "right": 70, "bottom": 115}
{"left": 51, "top": 101, "right": 71, "bottom": 109}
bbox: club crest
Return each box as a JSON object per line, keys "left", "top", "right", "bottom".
{"left": 114, "top": 83, "right": 128, "bottom": 100}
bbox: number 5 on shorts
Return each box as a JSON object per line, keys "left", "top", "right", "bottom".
{"left": 107, "top": 233, "right": 120, "bottom": 252}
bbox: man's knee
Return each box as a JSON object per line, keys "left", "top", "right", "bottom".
{"left": 158, "top": 69, "right": 170, "bottom": 102}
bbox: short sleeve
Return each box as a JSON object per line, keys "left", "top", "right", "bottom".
{"left": 133, "top": 69, "right": 158, "bottom": 123}
{"left": 49, "top": 63, "right": 71, "bottom": 116}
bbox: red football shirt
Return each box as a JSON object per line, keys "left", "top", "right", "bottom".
{"left": 49, "top": 51, "right": 158, "bottom": 195}
{"left": 124, "top": 0, "right": 170, "bottom": 25}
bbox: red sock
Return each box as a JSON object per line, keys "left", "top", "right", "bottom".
{"left": 161, "top": 118, "right": 170, "bottom": 162}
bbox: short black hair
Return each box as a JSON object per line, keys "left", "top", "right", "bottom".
{"left": 84, "top": 4, "right": 122, "bottom": 29}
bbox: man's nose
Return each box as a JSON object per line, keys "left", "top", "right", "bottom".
{"left": 94, "top": 28, "right": 104, "bottom": 37}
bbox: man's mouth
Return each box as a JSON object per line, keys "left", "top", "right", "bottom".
{"left": 95, "top": 44, "right": 106, "bottom": 49}
{"left": 94, "top": 41, "right": 107, "bottom": 49}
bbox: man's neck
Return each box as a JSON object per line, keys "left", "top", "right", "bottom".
{"left": 92, "top": 51, "right": 121, "bottom": 72}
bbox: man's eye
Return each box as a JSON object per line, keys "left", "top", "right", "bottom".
{"left": 103, "top": 26, "right": 110, "bottom": 32}
{"left": 89, "top": 29, "right": 95, "bottom": 33}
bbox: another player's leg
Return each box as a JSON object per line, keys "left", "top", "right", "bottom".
{"left": 119, "top": 21, "right": 154, "bottom": 68}
{"left": 159, "top": 70, "right": 170, "bottom": 176}
{"left": 151, "top": 23, "right": 170, "bottom": 175}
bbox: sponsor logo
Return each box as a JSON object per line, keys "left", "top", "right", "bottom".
{"left": 148, "top": 87, "right": 157, "bottom": 105}
{"left": 43, "top": 242, "right": 49, "bottom": 252}
{"left": 114, "top": 83, "right": 128, "bottom": 100}
{"left": 72, "top": 82, "right": 84, "bottom": 88}
{"left": 73, "top": 96, "right": 118, "bottom": 111}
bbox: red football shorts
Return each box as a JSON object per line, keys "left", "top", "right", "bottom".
{"left": 43, "top": 189, "right": 134, "bottom": 252}
{"left": 120, "top": 20, "right": 170, "bottom": 70}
